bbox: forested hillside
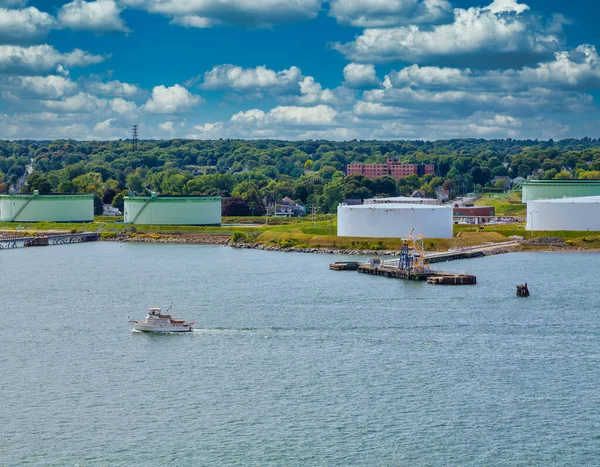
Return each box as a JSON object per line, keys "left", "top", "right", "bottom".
{"left": 1, "top": 138, "right": 600, "bottom": 215}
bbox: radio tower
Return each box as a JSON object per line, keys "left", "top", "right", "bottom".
{"left": 131, "top": 124, "right": 138, "bottom": 151}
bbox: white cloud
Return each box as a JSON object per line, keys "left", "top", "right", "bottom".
{"left": 200, "top": 64, "right": 302, "bottom": 92}
{"left": 487, "top": 0, "right": 529, "bottom": 14}
{"left": 518, "top": 45, "right": 600, "bottom": 90}
{"left": 362, "top": 83, "right": 594, "bottom": 117}
{"left": 109, "top": 97, "right": 137, "bottom": 116}
{"left": 329, "top": 0, "right": 451, "bottom": 27}
{"left": 121, "top": 0, "right": 322, "bottom": 28}
{"left": 83, "top": 79, "right": 139, "bottom": 97}
{"left": 0, "top": 74, "right": 77, "bottom": 99}
{"left": 93, "top": 117, "right": 116, "bottom": 132}
{"left": 295, "top": 77, "right": 354, "bottom": 106}
{"left": 343, "top": 63, "right": 381, "bottom": 88}
{"left": 386, "top": 46, "right": 600, "bottom": 92}
{"left": 170, "top": 15, "right": 214, "bottom": 28}
{"left": 0, "top": 6, "right": 56, "bottom": 44}
{"left": 41, "top": 92, "right": 103, "bottom": 113}
{"left": 231, "top": 105, "right": 337, "bottom": 126}
{"left": 189, "top": 121, "right": 225, "bottom": 139}
{"left": 58, "top": 0, "right": 130, "bottom": 32}
{"left": 388, "top": 64, "right": 470, "bottom": 88}
{"left": 158, "top": 121, "right": 174, "bottom": 131}
{"left": 0, "top": 44, "right": 107, "bottom": 75}
{"left": 334, "top": 0, "right": 565, "bottom": 67}
{"left": 196, "top": 63, "right": 355, "bottom": 106}
{"left": 353, "top": 101, "right": 406, "bottom": 117}
{"left": 230, "top": 109, "right": 266, "bottom": 124}
{"left": 88, "top": 117, "right": 130, "bottom": 139}
{"left": 142, "top": 84, "right": 201, "bottom": 113}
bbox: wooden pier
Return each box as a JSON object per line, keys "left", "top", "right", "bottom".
{"left": 427, "top": 275, "right": 477, "bottom": 285}
{"left": 358, "top": 264, "right": 477, "bottom": 284}
{"left": 356, "top": 264, "right": 476, "bottom": 285}
{"left": 329, "top": 261, "right": 360, "bottom": 271}
{"left": 357, "top": 264, "right": 431, "bottom": 281}
{"left": 424, "top": 250, "right": 485, "bottom": 263}
{"left": 328, "top": 236, "right": 493, "bottom": 286}
{"left": 0, "top": 232, "right": 99, "bottom": 249}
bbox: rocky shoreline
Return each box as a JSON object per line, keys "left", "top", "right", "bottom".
{"left": 3, "top": 230, "right": 598, "bottom": 255}
{"left": 104, "top": 233, "right": 230, "bottom": 245}
{"left": 229, "top": 241, "right": 400, "bottom": 256}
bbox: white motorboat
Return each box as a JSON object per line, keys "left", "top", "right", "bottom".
{"left": 130, "top": 306, "right": 194, "bottom": 332}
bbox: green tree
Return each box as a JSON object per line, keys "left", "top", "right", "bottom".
{"left": 126, "top": 170, "right": 145, "bottom": 193}
{"left": 26, "top": 174, "right": 52, "bottom": 194}
{"left": 553, "top": 170, "right": 573, "bottom": 180}
{"left": 72, "top": 172, "right": 103, "bottom": 196}
{"left": 57, "top": 180, "right": 76, "bottom": 193}
{"left": 93, "top": 194, "right": 103, "bottom": 215}
{"left": 112, "top": 192, "right": 125, "bottom": 212}
{"left": 369, "top": 175, "right": 397, "bottom": 197}
{"left": 318, "top": 180, "right": 343, "bottom": 213}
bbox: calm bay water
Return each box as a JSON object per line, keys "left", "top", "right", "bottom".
{"left": 1, "top": 243, "right": 600, "bottom": 466}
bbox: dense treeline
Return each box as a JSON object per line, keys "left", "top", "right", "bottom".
{"left": 1, "top": 138, "right": 600, "bottom": 214}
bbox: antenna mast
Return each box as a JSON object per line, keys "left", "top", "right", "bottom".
{"left": 132, "top": 125, "right": 138, "bottom": 151}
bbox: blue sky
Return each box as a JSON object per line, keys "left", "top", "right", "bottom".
{"left": 0, "top": 0, "right": 599, "bottom": 140}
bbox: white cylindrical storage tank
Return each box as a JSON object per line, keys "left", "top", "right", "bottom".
{"left": 124, "top": 194, "right": 222, "bottom": 225}
{"left": 337, "top": 203, "right": 453, "bottom": 238}
{"left": 527, "top": 196, "right": 600, "bottom": 231}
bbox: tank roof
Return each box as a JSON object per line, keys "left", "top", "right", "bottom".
{"left": 0, "top": 193, "right": 94, "bottom": 199}
{"left": 125, "top": 195, "right": 221, "bottom": 201}
{"left": 340, "top": 203, "right": 451, "bottom": 210}
{"left": 529, "top": 195, "right": 600, "bottom": 204}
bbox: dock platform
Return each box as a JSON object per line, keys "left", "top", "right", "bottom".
{"left": 356, "top": 264, "right": 476, "bottom": 285}
{"left": 357, "top": 264, "right": 431, "bottom": 280}
{"left": 329, "top": 261, "right": 359, "bottom": 271}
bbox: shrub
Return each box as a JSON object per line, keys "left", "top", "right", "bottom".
{"left": 232, "top": 231, "right": 247, "bottom": 243}
{"left": 278, "top": 238, "right": 299, "bottom": 248}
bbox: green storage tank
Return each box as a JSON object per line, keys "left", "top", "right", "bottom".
{"left": 521, "top": 180, "right": 600, "bottom": 203}
{"left": 124, "top": 193, "right": 222, "bottom": 225}
{"left": 0, "top": 192, "right": 94, "bottom": 222}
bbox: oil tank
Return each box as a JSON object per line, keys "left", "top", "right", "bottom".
{"left": 526, "top": 196, "right": 600, "bottom": 231}
{"left": 124, "top": 194, "right": 221, "bottom": 225}
{"left": 337, "top": 203, "right": 453, "bottom": 238}
{"left": 522, "top": 180, "right": 600, "bottom": 203}
{"left": 0, "top": 193, "right": 94, "bottom": 222}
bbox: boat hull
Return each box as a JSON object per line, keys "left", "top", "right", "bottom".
{"left": 131, "top": 322, "right": 192, "bottom": 332}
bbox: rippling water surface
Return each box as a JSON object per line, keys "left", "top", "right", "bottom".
{"left": 1, "top": 243, "right": 600, "bottom": 466}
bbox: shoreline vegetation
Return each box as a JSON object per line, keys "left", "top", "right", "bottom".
{"left": 2, "top": 212, "right": 600, "bottom": 255}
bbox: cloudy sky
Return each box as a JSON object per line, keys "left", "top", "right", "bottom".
{"left": 0, "top": 0, "right": 599, "bottom": 141}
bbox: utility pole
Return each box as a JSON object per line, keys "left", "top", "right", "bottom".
{"left": 264, "top": 197, "right": 268, "bottom": 225}
{"left": 131, "top": 125, "right": 138, "bottom": 152}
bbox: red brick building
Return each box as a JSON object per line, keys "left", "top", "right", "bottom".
{"left": 346, "top": 159, "right": 435, "bottom": 180}
{"left": 453, "top": 206, "right": 495, "bottom": 217}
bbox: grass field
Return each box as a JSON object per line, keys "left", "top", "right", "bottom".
{"left": 474, "top": 192, "right": 527, "bottom": 217}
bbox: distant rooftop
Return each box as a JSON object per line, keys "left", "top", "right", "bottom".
{"left": 523, "top": 179, "right": 600, "bottom": 184}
